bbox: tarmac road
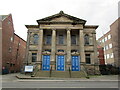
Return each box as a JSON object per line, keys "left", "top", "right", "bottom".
{"left": 1, "top": 73, "right": 119, "bottom": 88}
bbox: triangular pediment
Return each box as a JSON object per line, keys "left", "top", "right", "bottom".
{"left": 50, "top": 16, "right": 73, "bottom": 22}
{"left": 37, "top": 11, "right": 86, "bottom": 24}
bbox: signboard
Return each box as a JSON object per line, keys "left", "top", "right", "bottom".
{"left": 24, "top": 65, "right": 33, "bottom": 72}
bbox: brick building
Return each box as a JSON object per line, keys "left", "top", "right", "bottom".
{"left": 24, "top": 11, "right": 99, "bottom": 76}
{"left": 0, "top": 14, "right": 26, "bottom": 74}
{"left": 98, "top": 18, "right": 120, "bottom": 67}
{"left": 110, "top": 17, "right": 120, "bottom": 67}
{"left": 98, "top": 31, "right": 114, "bottom": 65}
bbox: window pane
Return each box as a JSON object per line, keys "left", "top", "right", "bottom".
{"left": 105, "top": 37, "right": 107, "bottom": 41}
{"left": 85, "top": 54, "right": 91, "bottom": 64}
{"left": 84, "top": 35, "right": 89, "bottom": 45}
{"left": 108, "top": 34, "right": 111, "bottom": 39}
{"left": 71, "top": 35, "right": 76, "bottom": 44}
{"left": 46, "top": 35, "right": 51, "bottom": 44}
{"left": 109, "top": 43, "right": 112, "bottom": 48}
{"left": 33, "top": 34, "right": 39, "bottom": 44}
{"left": 32, "top": 53, "right": 37, "bottom": 62}
{"left": 59, "top": 35, "right": 64, "bottom": 44}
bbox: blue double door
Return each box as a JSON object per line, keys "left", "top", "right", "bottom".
{"left": 57, "top": 55, "right": 65, "bottom": 71}
{"left": 42, "top": 55, "right": 50, "bottom": 71}
{"left": 71, "top": 56, "right": 80, "bottom": 71}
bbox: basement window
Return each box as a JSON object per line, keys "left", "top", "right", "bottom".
{"left": 32, "top": 53, "right": 37, "bottom": 62}
{"left": 85, "top": 54, "right": 91, "bottom": 64}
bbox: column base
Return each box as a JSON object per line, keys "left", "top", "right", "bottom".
{"left": 50, "top": 61, "right": 56, "bottom": 70}
{"left": 66, "top": 61, "right": 71, "bottom": 71}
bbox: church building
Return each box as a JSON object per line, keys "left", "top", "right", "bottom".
{"left": 25, "top": 11, "right": 99, "bottom": 75}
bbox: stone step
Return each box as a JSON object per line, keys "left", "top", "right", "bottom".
{"left": 51, "top": 71, "right": 70, "bottom": 78}
{"left": 35, "top": 71, "right": 50, "bottom": 77}
{"left": 34, "top": 70, "right": 87, "bottom": 78}
{"left": 71, "top": 71, "right": 87, "bottom": 78}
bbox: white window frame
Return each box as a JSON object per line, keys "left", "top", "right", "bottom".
{"left": 105, "top": 37, "right": 107, "bottom": 41}
{"left": 108, "top": 34, "right": 111, "bottom": 39}
{"left": 109, "top": 43, "right": 112, "bottom": 48}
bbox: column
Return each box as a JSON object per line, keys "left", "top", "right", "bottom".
{"left": 79, "top": 30, "right": 85, "bottom": 64}
{"left": 66, "top": 29, "right": 71, "bottom": 70}
{"left": 37, "top": 29, "right": 43, "bottom": 69}
{"left": 51, "top": 29, "right": 56, "bottom": 70}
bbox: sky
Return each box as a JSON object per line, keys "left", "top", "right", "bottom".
{"left": 0, "top": 0, "right": 119, "bottom": 40}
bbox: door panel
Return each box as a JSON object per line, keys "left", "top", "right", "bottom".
{"left": 71, "top": 56, "right": 80, "bottom": 71}
{"left": 57, "top": 55, "right": 65, "bottom": 71}
{"left": 42, "top": 55, "right": 50, "bottom": 71}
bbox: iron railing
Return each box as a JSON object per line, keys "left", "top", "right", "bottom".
{"left": 69, "top": 67, "right": 71, "bottom": 78}
{"left": 49, "top": 66, "right": 52, "bottom": 77}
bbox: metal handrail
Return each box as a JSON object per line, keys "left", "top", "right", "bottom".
{"left": 69, "top": 67, "right": 71, "bottom": 78}
{"left": 82, "top": 64, "right": 88, "bottom": 78}
{"left": 50, "top": 66, "right": 52, "bottom": 77}
{"left": 31, "top": 65, "right": 39, "bottom": 77}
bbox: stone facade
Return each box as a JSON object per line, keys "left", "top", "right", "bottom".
{"left": 25, "top": 11, "right": 99, "bottom": 74}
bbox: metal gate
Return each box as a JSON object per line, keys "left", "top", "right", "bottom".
{"left": 42, "top": 55, "right": 50, "bottom": 71}
{"left": 71, "top": 56, "right": 80, "bottom": 71}
{"left": 57, "top": 55, "right": 65, "bottom": 71}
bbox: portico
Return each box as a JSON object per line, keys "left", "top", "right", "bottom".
{"left": 25, "top": 11, "right": 99, "bottom": 74}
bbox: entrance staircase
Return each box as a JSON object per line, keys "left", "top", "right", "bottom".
{"left": 34, "top": 70, "right": 87, "bottom": 78}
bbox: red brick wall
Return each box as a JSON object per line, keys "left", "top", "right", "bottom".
{"left": 2, "top": 14, "right": 14, "bottom": 73}
{"left": 98, "top": 46, "right": 105, "bottom": 65}
{"left": 11, "top": 34, "right": 26, "bottom": 72}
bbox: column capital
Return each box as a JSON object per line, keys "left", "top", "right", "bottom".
{"left": 66, "top": 28, "right": 71, "bottom": 31}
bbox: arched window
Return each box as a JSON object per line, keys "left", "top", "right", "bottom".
{"left": 84, "top": 34, "right": 89, "bottom": 45}
{"left": 33, "top": 34, "right": 39, "bottom": 44}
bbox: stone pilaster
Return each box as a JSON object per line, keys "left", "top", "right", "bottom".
{"left": 66, "top": 29, "right": 71, "bottom": 70}
{"left": 37, "top": 29, "right": 43, "bottom": 69}
{"left": 24, "top": 31, "right": 30, "bottom": 65}
{"left": 93, "top": 32, "right": 100, "bottom": 74}
{"left": 93, "top": 33, "right": 99, "bottom": 65}
{"left": 79, "top": 30, "right": 85, "bottom": 64}
{"left": 51, "top": 29, "right": 56, "bottom": 70}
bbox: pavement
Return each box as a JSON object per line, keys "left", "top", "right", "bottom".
{"left": 15, "top": 73, "right": 119, "bottom": 82}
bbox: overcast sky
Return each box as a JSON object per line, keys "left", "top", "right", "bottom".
{"left": 0, "top": 0, "right": 119, "bottom": 40}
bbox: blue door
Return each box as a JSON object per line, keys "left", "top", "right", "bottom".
{"left": 42, "top": 55, "right": 50, "bottom": 71}
{"left": 57, "top": 55, "right": 65, "bottom": 71}
{"left": 71, "top": 56, "right": 80, "bottom": 71}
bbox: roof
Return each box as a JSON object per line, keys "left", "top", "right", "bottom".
{"left": 14, "top": 33, "right": 26, "bottom": 42}
{"left": 37, "top": 11, "right": 86, "bottom": 25}
{"left": 84, "top": 25, "right": 98, "bottom": 29}
{"left": 0, "top": 15, "right": 8, "bottom": 21}
{"left": 2, "top": 15, "right": 8, "bottom": 20}
{"left": 25, "top": 25, "right": 39, "bottom": 28}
